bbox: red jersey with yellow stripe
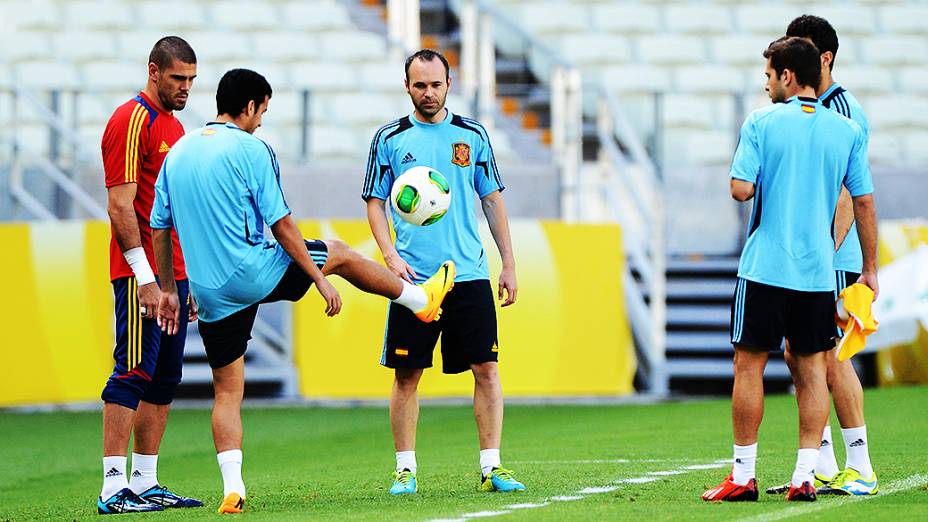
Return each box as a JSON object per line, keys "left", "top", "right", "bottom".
{"left": 102, "top": 91, "right": 186, "bottom": 281}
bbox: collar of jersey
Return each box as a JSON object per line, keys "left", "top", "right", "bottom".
{"left": 206, "top": 121, "right": 244, "bottom": 132}
{"left": 409, "top": 108, "right": 452, "bottom": 128}
{"left": 787, "top": 95, "right": 820, "bottom": 105}
{"left": 820, "top": 82, "right": 843, "bottom": 100}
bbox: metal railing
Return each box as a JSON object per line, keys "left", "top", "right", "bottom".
{"left": 457, "top": 0, "right": 583, "bottom": 220}
{"left": 597, "top": 86, "right": 667, "bottom": 395}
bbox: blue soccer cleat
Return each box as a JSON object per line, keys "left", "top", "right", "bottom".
{"left": 390, "top": 469, "right": 418, "bottom": 495}
{"left": 97, "top": 488, "right": 164, "bottom": 514}
{"left": 481, "top": 467, "right": 526, "bottom": 492}
{"left": 137, "top": 484, "right": 203, "bottom": 508}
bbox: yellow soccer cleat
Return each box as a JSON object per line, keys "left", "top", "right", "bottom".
{"left": 414, "top": 261, "right": 455, "bottom": 323}
{"left": 820, "top": 468, "right": 879, "bottom": 496}
{"left": 217, "top": 492, "right": 244, "bottom": 514}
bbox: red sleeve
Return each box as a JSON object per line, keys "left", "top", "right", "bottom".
{"left": 102, "top": 102, "right": 147, "bottom": 188}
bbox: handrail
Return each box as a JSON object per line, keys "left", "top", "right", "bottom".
{"left": 11, "top": 86, "right": 95, "bottom": 161}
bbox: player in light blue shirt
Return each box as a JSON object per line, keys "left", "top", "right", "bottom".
{"left": 705, "top": 37, "right": 879, "bottom": 503}
{"left": 363, "top": 50, "right": 523, "bottom": 495}
{"left": 149, "top": 69, "right": 453, "bottom": 513}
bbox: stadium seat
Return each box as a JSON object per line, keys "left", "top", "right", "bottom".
{"left": 53, "top": 32, "right": 119, "bottom": 63}
{"left": 809, "top": 6, "right": 878, "bottom": 36}
{"left": 665, "top": 5, "right": 733, "bottom": 35}
{"left": 735, "top": 5, "right": 798, "bottom": 36}
{"left": 863, "top": 37, "right": 928, "bottom": 66}
{"left": 665, "top": 130, "right": 734, "bottom": 167}
{"left": 867, "top": 134, "right": 903, "bottom": 165}
{"left": 282, "top": 1, "right": 352, "bottom": 31}
{"left": 291, "top": 63, "right": 358, "bottom": 92}
{"left": 75, "top": 93, "right": 115, "bottom": 126}
{"left": 899, "top": 68, "right": 928, "bottom": 95}
{"left": 253, "top": 33, "right": 320, "bottom": 63}
{"left": 0, "top": 32, "right": 54, "bottom": 63}
{"left": 185, "top": 32, "right": 254, "bottom": 62}
{"left": 358, "top": 63, "right": 406, "bottom": 93}
{"left": 559, "top": 34, "right": 631, "bottom": 66}
{"left": 520, "top": 4, "right": 589, "bottom": 36}
{"left": 600, "top": 65, "right": 672, "bottom": 93}
{"left": 7, "top": 1, "right": 61, "bottom": 30}
{"left": 902, "top": 133, "right": 928, "bottom": 164}
{"left": 832, "top": 39, "right": 860, "bottom": 66}
{"left": 137, "top": 2, "right": 208, "bottom": 31}
{"left": 328, "top": 94, "right": 406, "bottom": 126}
{"left": 673, "top": 66, "right": 747, "bottom": 95}
{"left": 211, "top": 2, "right": 281, "bottom": 31}
{"left": 258, "top": 90, "right": 311, "bottom": 126}
{"left": 835, "top": 66, "right": 895, "bottom": 95}
{"left": 64, "top": 1, "right": 134, "bottom": 31}
{"left": 711, "top": 35, "right": 775, "bottom": 66}
{"left": 864, "top": 97, "right": 928, "bottom": 130}
{"left": 15, "top": 62, "right": 80, "bottom": 90}
{"left": 592, "top": 4, "right": 661, "bottom": 34}
{"left": 308, "top": 125, "right": 361, "bottom": 160}
{"left": 662, "top": 95, "right": 717, "bottom": 130}
{"left": 879, "top": 6, "right": 928, "bottom": 35}
{"left": 637, "top": 36, "right": 706, "bottom": 66}
{"left": 118, "top": 32, "right": 175, "bottom": 61}
{"left": 320, "top": 32, "right": 387, "bottom": 62}
{"left": 81, "top": 62, "right": 147, "bottom": 92}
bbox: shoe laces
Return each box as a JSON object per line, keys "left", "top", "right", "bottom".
{"left": 394, "top": 469, "right": 414, "bottom": 485}
{"left": 490, "top": 467, "right": 517, "bottom": 481}
{"left": 830, "top": 468, "right": 854, "bottom": 485}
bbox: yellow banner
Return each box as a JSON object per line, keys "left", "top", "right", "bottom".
{"left": 293, "top": 220, "right": 636, "bottom": 398}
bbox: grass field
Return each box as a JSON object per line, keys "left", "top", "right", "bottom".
{"left": 1, "top": 386, "right": 926, "bottom": 521}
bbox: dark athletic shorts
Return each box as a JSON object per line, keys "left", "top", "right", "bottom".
{"left": 730, "top": 277, "right": 837, "bottom": 354}
{"left": 835, "top": 270, "right": 860, "bottom": 338}
{"left": 199, "top": 240, "right": 328, "bottom": 369}
{"left": 380, "top": 279, "right": 498, "bottom": 374}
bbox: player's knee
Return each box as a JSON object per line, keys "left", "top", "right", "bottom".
{"left": 394, "top": 369, "right": 422, "bottom": 390}
{"left": 471, "top": 362, "right": 499, "bottom": 384}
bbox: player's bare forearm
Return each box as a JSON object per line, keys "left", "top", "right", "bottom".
{"left": 852, "top": 194, "right": 878, "bottom": 274}
{"left": 270, "top": 214, "right": 326, "bottom": 284}
{"left": 834, "top": 187, "right": 854, "bottom": 251}
{"left": 107, "top": 183, "right": 142, "bottom": 252}
{"left": 730, "top": 179, "right": 755, "bottom": 202}
{"left": 152, "top": 228, "right": 176, "bottom": 292}
{"left": 366, "top": 198, "right": 398, "bottom": 258}
{"left": 481, "top": 192, "right": 515, "bottom": 269}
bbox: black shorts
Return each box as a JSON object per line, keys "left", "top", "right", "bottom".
{"left": 381, "top": 279, "right": 498, "bottom": 374}
{"left": 199, "top": 240, "right": 328, "bottom": 369}
{"left": 835, "top": 270, "right": 860, "bottom": 338}
{"left": 730, "top": 277, "right": 836, "bottom": 354}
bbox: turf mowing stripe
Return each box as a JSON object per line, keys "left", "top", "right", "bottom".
{"left": 425, "top": 459, "right": 724, "bottom": 522}
{"left": 738, "top": 474, "right": 928, "bottom": 522}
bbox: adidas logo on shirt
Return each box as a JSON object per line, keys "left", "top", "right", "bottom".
{"left": 159, "top": 141, "right": 171, "bottom": 153}
{"left": 105, "top": 467, "right": 123, "bottom": 478}
{"left": 401, "top": 152, "right": 416, "bottom": 164}
{"left": 849, "top": 438, "right": 867, "bottom": 447}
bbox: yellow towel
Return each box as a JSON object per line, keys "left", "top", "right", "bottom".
{"left": 835, "top": 283, "right": 879, "bottom": 362}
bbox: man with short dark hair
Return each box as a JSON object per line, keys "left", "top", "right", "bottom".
{"left": 151, "top": 68, "right": 453, "bottom": 514}
{"left": 364, "top": 49, "right": 524, "bottom": 495}
{"left": 764, "top": 15, "right": 878, "bottom": 497}
{"left": 702, "top": 37, "right": 877, "bottom": 503}
{"left": 97, "top": 35, "right": 202, "bottom": 515}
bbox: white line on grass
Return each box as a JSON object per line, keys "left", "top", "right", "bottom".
{"left": 425, "top": 458, "right": 725, "bottom": 522}
{"left": 508, "top": 458, "right": 710, "bottom": 465}
{"left": 737, "top": 474, "right": 928, "bottom": 522}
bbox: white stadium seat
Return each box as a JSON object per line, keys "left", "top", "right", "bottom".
{"left": 735, "top": 5, "right": 798, "bottom": 36}
{"left": 211, "top": 2, "right": 280, "bottom": 31}
{"left": 258, "top": 90, "right": 308, "bottom": 126}
{"left": 665, "top": 5, "right": 733, "bottom": 35}
{"left": 81, "top": 62, "right": 147, "bottom": 92}
{"left": 863, "top": 37, "right": 928, "bottom": 66}
{"left": 867, "top": 134, "right": 903, "bottom": 165}
{"left": 559, "top": 34, "right": 631, "bottom": 66}
{"left": 7, "top": 1, "right": 61, "bottom": 30}
{"left": 902, "top": 133, "right": 928, "bottom": 164}
{"left": 0, "top": 32, "right": 54, "bottom": 62}
{"left": 53, "top": 32, "right": 119, "bottom": 63}
{"left": 879, "top": 6, "right": 928, "bottom": 35}
{"left": 711, "top": 36, "right": 773, "bottom": 66}
{"left": 662, "top": 95, "right": 717, "bottom": 130}
{"left": 253, "top": 33, "right": 320, "bottom": 63}
{"left": 64, "top": 2, "right": 134, "bottom": 31}
{"left": 665, "top": 130, "right": 734, "bottom": 167}
{"left": 520, "top": 4, "right": 589, "bottom": 36}
{"left": 319, "top": 32, "right": 386, "bottom": 62}
{"left": 282, "top": 1, "right": 351, "bottom": 31}
{"left": 328, "top": 94, "right": 405, "bottom": 126}
{"left": 637, "top": 36, "right": 706, "bottom": 66}
{"left": 291, "top": 63, "right": 358, "bottom": 92}
{"left": 358, "top": 62, "right": 407, "bottom": 93}
{"left": 138, "top": 2, "right": 208, "bottom": 31}
{"left": 864, "top": 97, "right": 928, "bottom": 130}
{"left": 600, "top": 65, "right": 672, "bottom": 93}
{"left": 834, "top": 67, "right": 895, "bottom": 96}
{"left": 592, "top": 4, "right": 661, "bottom": 34}
{"left": 674, "top": 66, "right": 747, "bottom": 95}
{"left": 118, "top": 32, "right": 174, "bottom": 62}
{"left": 214, "top": 63, "right": 289, "bottom": 92}
{"left": 15, "top": 62, "right": 80, "bottom": 90}
{"left": 809, "top": 6, "right": 878, "bottom": 36}
{"left": 309, "top": 125, "right": 361, "bottom": 160}
{"left": 185, "top": 32, "right": 253, "bottom": 62}
{"left": 899, "top": 68, "right": 928, "bottom": 95}
{"left": 75, "top": 94, "right": 115, "bottom": 125}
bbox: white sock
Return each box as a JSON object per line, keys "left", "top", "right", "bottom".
{"left": 480, "top": 448, "right": 501, "bottom": 477}
{"left": 842, "top": 425, "right": 873, "bottom": 477}
{"left": 791, "top": 448, "right": 820, "bottom": 487}
{"left": 101, "top": 456, "right": 128, "bottom": 500}
{"left": 128, "top": 453, "right": 159, "bottom": 494}
{"left": 731, "top": 443, "right": 757, "bottom": 486}
{"left": 815, "top": 425, "right": 840, "bottom": 479}
{"left": 217, "top": 449, "right": 246, "bottom": 498}
{"left": 393, "top": 281, "right": 428, "bottom": 312}
{"left": 396, "top": 450, "right": 417, "bottom": 474}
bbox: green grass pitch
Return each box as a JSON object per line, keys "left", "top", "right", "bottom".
{"left": 1, "top": 386, "right": 926, "bottom": 521}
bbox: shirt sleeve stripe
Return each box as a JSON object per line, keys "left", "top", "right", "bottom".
{"left": 462, "top": 117, "right": 504, "bottom": 189}
{"left": 125, "top": 104, "right": 146, "bottom": 183}
{"left": 362, "top": 121, "right": 400, "bottom": 199}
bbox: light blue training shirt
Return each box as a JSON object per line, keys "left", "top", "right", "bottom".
{"left": 151, "top": 121, "right": 293, "bottom": 322}
{"left": 731, "top": 96, "right": 873, "bottom": 292}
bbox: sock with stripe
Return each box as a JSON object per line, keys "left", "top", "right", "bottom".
{"left": 128, "top": 453, "right": 159, "bottom": 494}
{"left": 842, "top": 425, "right": 873, "bottom": 477}
{"left": 815, "top": 425, "right": 840, "bottom": 479}
{"left": 101, "top": 455, "right": 129, "bottom": 500}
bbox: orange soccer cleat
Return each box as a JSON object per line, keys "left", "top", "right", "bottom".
{"left": 702, "top": 473, "right": 759, "bottom": 502}
{"left": 414, "top": 260, "right": 455, "bottom": 322}
{"left": 786, "top": 481, "right": 817, "bottom": 502}
{"left": 217, "top": 492, "right": 244, "bottom": 514}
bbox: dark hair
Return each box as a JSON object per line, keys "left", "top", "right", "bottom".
{"left": 786, "top": 15, "right": 839, "bottom": 70}
{"left": 216, "top": 69, "right": 273, "bottom": 117}
{"left": 148, "top": 36, "right": 196, "bottom": 69}
{"left": 763, "top": 36, "right": 822, "bottom": 91}
{"left": 404, "top": 49, "right": 450, "bottom": 81}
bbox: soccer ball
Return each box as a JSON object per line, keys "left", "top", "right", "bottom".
{"left": 390, "top": 166, "right": 451, "bottom": 226}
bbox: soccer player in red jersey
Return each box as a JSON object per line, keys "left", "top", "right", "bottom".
{"left": 96, "top": 36, "right": 202, "bottom": 514}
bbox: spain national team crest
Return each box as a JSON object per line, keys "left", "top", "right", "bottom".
{"left": 452, "top": 142, "right": 471, "bottom": 167}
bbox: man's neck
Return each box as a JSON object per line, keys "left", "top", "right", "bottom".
{"left": 214, "top": 114, "right": 249, "bottom": 131}
{"left": 788, "top": 85, "right": 819, "bottom": 100}
{"left": 142, "top": 85, "right": 170, "bottom": 114}
{"left": 413, "top": 107, "right": 447, "bottom": 124}
{"left": 817, "top": 73, "right": 835, "bottom": 98}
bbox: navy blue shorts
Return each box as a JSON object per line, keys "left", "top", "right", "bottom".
{"left": 835, "top": 270, "right": 860, "bottom": 338}
{"left": 101, "top": 277, "right": 189, "bottom": 409}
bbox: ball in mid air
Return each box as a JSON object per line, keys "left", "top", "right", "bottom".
{"left": 390, "top": 166, "right": 451, "bottom": 226}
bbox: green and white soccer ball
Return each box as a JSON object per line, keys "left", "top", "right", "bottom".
{"left": 390, "top": 166, "right": 451, "bottom": 226}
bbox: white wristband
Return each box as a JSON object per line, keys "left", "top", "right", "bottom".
{"left": 123, "top": 247, "right": 156, "bottom": 285}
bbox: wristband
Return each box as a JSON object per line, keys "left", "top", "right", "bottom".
{"left": 123, "top": 247, "right": 156, "bottom": 285}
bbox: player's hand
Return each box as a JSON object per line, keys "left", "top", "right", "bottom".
{"left": 857, "top": 271, "right": 879, "bottom": 301}
{"left": 137, "top": 282, "right": 161, "bottom": 321}
{"left": 188, "top": 294, "right": 198, "bottom": 323}
{"left": 385, "top": 252, "right": 417, "bottom": 283}
{"left": 157, "top": 291, "right": 181, "bottom": 335}
{"left": 498, "top": 266, "right": 518, "bottom": 307}
{"left": 315, "top": 278, "right": 342, "bottom": 316}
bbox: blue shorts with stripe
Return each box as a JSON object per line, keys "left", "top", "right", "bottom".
{"left": 101, "top": 277, "right": 189, "bottom": 409}
{"left": 835, "top": 270, "right": 861, "bottom": 337}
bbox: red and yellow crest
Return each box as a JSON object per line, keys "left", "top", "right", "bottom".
{"left": 451, "top": 142, "right": 471, "bottom": 167}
